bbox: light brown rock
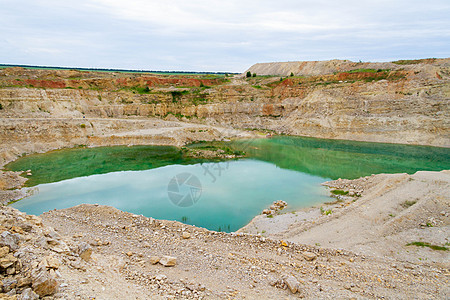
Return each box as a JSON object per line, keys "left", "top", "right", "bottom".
{"left": 78, "top": 242, "right": 92, "bottom": 261}
{"left": 0, "top": 245, "right": 10, "bottom": 258}
{"left": 302, "top": 251, "right": 317, "bottom": 261}
{"left": 43, "top": 256, "right": 60, "bottom": 269}
{"left": 159, "top": 256, "right": 176, "bottom": 267}
{"left": 0, "top": 253, "right": 17, "bottom": 269}
{"left": 17, "top": 277, "right": 32, "bottom": 288}
{"left": 149, "top": 256, "right": 160, "bottom": 265}
{"left": 32, "top": 270, "right": 58, "bottom": 297}
{"left": 284, "top": 275, "right": 300, "bottom": 294}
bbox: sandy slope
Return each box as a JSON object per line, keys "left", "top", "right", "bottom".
{"left": 241, "top": 171, "right": 450, "bottom": 269}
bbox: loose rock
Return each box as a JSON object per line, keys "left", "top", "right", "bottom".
{"left": 302, "top": 251, "right": 317, "bottom": 261}
{"left": 284, "top": 275, "right": 300, "bottom": 294}
{"left": 149, "top": 256, "right": 160, "bottom": 265}
{"left": 0, "top": 231, "right": 20, "bottom": 251}
{"left": 32, "top": 270, "right": 58, "bottom": 297}
{"left": 159, "top": 256, "right": 176, "bottom": 267}
{"left": 18, "top": 288, "right": 39, "bottom": 300}
{"left": 77, "top": 242, "right": 92, "bottom": 261}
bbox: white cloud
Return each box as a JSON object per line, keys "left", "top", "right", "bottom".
{"left": 1, "top": 0, "right": 449, "bottom": 71}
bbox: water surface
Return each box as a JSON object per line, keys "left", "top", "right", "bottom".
{"left": 6, "top": 136, "right": 449, "bottom": 232}
{"left": 11, "top": 160, "right": 329, "bottom": 232}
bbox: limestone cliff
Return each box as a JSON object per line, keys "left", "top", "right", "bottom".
{"left": 0, "top": 59, "right": 448, "bottom": 158}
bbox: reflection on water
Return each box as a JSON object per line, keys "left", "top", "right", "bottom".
{"left": 229, "top": 136, "right": 450, "bottom": 179}
{"left": 5, "top": 136, "right": 449, "bottom": 232}
{"left": 11, "top": 160, "right": 330, "bottom": 232}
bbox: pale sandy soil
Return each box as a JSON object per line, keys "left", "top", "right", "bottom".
{"left": 40, "top": 200, "right": 448, "bottom": 299}
{"left": 241, "top": 170, "right": 450, "bottom": 269}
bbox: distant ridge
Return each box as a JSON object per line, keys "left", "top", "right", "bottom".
{"left": 245, "top": 58, "right": 448, "bottom": 76}
{"left": 0, "top": 64, "right": 237, "bottom": 75}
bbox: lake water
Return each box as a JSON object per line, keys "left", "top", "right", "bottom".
{"left": 6, "top": 136, "right": 449, "bottom": 232}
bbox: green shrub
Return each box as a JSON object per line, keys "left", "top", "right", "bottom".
{"left": 80, "top": 124, "right": 86, "bottom": 128}
{"left": 320, "top": 207, "right": 332, "bottom": 215}
{"left": 246, "top": 71, "right": 252, "bottom": 78}
{"left": 330, "top": 189, "right": 349, "bottom": 195}
{"left": 392, "top": 58, "right": 436, "bottom": 65}
{"left": 401, "top": 200, "right": 416, "bottom": 208}
{"left": 170, "top": 90, "right": 188, "bottom": 102}
{"left": 406, "top": 242, "right": 448, "bottom": 251}
{"left": 0, "top": 103, "right": 3, "bottom": 110}
{"left": 131, "top": 86, "right": 151, "bottom": 94}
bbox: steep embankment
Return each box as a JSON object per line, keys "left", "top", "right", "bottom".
{"left": 1, "top": 59, "right": 449, "bottom": 152}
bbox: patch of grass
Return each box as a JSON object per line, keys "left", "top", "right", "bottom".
{"left": 192, "top": 96, "right": 208, "bottom": 105}
{"left": 392, "top": 58, "right": 436, "bottom": 65}
{"left": 330, "top": 189, "right": 349, "bottom": 195}
{"left": 130, "top": 86, "right": 151, "bottom": 94}
{"left": 252, "top": 85, "right": 262, "bottom": 89}
{"left": 199, "top": 82, "right": 211, "bottom": 88}
{"left": 401, "top": 200, "right": 417, "bottom": 208}
{"left": 88, "top": 86, "right": 102, "bottom": 91}
{"left": 346, "top": 68, "right": 390, "bottom": 73}
{"left": 267, "top": 215, "right": 273, "bottom": 218}
{"left": 171, "top": 90, "right": 189, "bottom": 102}
{"left": 320, "top": 207, "right": 332, "bottom": 215}
{"left": 406, "top": 242, "right": 448, "bottom": 251}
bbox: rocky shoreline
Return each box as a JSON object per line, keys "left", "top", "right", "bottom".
{"left": 0, "top": 128, "right": 448, "bottom": 299}
{"left": 0, "top": 140, "right": 448, "bottom": 298}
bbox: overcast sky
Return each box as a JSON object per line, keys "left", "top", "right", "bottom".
{"left": 1, "top": 0, "right": 449, "bottom": 72}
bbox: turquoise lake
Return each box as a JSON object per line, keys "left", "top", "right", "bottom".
{"left": 6, "top": 136, "right": 450, "bottom": 232}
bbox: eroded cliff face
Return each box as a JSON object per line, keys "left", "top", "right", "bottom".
{"left": 0, "top": 59, "right": 449, "bottom": 160}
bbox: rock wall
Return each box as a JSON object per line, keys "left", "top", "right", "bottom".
{"left": 0, "top": 60, "right": 449, "bottom": 152}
